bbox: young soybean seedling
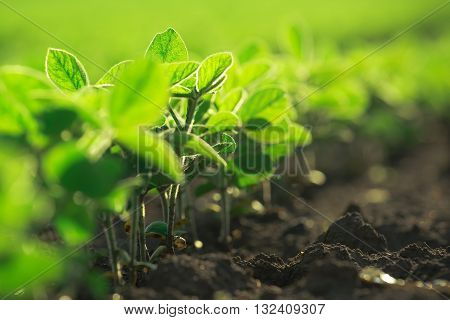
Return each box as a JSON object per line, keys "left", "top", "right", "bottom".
{"left": 193, "top": 53, "right": 312, "bottom": 245}
{"left": 44, "top": 43, "right": 185, "bottom": 283}
{"left": 143, "top": 28, "right": 234, "bottom": 253}
{"left": 145, "top": 221, "right": 188, "bottom": 261}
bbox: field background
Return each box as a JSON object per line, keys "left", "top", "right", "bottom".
{"left": 1, "top": 0, "right": 449, "bottom": 78}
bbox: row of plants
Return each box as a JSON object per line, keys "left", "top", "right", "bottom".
{"left": 0, "top": 28, "right": 311, "bottom": 296}
{"left": 0, "top": 26, "right": 448, "bottom": 297}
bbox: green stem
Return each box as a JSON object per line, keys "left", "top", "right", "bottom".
{"left": 138, "top": 193, "right": 149, "bottom": 262}
{"left": 262, "top": 180, "right": 272, "bottom": 210}
{"left": 102, "top": 213, "right": 122, "bottom": 287}
{"left": 159, "top": 188, "right": 169, "bottom": 223}
{"left": 166, "top": 184, "right": 179, "bottom": 254}
{"left": 129, "top": 192, "right": 139, "bottom": 284}
{"left": 184, "top": 97, "right": 198, "bottom": 134}
{"left": 168, "top": 106, "right": 183, "bottom": 130}
{"left": 219, "top": 170, "right": 230, "bottom": 244}
{"left": 177, "top": 186, "right": 186, "bottom": 220}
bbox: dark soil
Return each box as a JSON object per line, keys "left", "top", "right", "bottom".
{"left": 115, "top": 125, "right": 449, "bottom": 300}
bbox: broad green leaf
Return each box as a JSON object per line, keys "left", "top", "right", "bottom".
{"left": 246, "top": 119, "right": 312, "bottom": 146}
{"left": 196, "top": 52, "right": 233, "bottom": 93}
{"left": 233, "top": 151, "right": 273, "bottom": 175}
{"left": 170, "top": 84, "right": 191, "bottom": 95}
{"left": 193, "top": 100, "right": 212, "bottom": 123}
{"left": 148, "top": 172, "right": 174, "bottom": 190}
{"left": 206, "top": 75, "right": 228, "bottom": 93}
{"left": 55, "top": 202, "right": 94, "bottom": 246}
{"left": 308, "top": 80, "right": 368, "bottom": 120}
{"left": 231, "top": 165, "right": 272, "bottom": 188}
{"left": 239, "top": 61, "right": 271, "bottom": 87}
{"left": 179, "top": 76, "right": 196, "bottom": 90}
{"left": 145, "top": 221, "right": 186, "bottom": 238}
{"left": 246, "top": 123, "right": 289, "bottom": 144}
{"left": 261, "top": 122, "right": 312, "bottom": 159}
{"left": 214, "top": 133, "right": 237, "bottom": 157}
{"left": 238, "top": 41, "right": 269, "bottom": 64}
{"left": 217, "top": 87, "right": 246, "bottom": 112}
{"left": 232, "top": 137, "right": 272, "bottom": 174}
{"left": 45, "top": 48, "right": 89, "bottom": 92}
{"left": 0, "top": 142, "right": 44, "bottom": 230}
{"left": 164, "top": 61, "right": 199, "bottom": 86}
{"left": 109, "top": 59, "right": 168, "bottom": 133}
{"left": 0, "top": 68, "right": 46, "bottom": 135}
{"left": 43, "top": 143, "right": 125, "bottom": 198}
{"left": 117, "top": 129, "right": 183, "bottom": 183}
{"left": 239, "top": 87, "right": 288, "bottom": 122}
{"left": 285, "top": 25, "right": 304, "bottom": 59}
{"left": 206, "top": 111, "right": 241, "bottom": 133}
{"left": 146, "top": 28, "right": 188, "bottom": 63}
{"left": 37, "top": 108, "right": 78, "bottom": 138}
{"left": 97, "top": 60, "right": 133, "bottom": 85}
{"left": 177, "top": 132, "right": 227, "bottom": 167}
{"left": 263, "top": 143, "right": 294, "bottom": 160}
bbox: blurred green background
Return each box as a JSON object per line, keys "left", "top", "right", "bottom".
{"left": 1, "top": 0, "right": 449, "bottom": 78}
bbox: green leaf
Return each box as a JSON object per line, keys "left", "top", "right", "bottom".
{"left": 285, "top": 25, "right": 304, "bottom": 59}
{"left": 206, "top": 111, "right": 241, "bottom": 133}
{"left": 246, "top": 119, "right": 312, "bottom": 146}
{"left": 230, "top": 163, "right": 272, "bottom": 188}
{"left": 196, "top": 52, "right": 233, "bottom": 93}
{"left": 117, "top": 129, "right": 183, "bottom": 183}
{"left": 45, "top": 48, "right": 89, "bottom": 92}
{"left": 233, "top": 151, "right": 273, "bottom": 175}
{"left": 176, "top": 132, "right": 227, "bottom": 167}
{"left": 145, "top": 221, "right": 168, "bottom": 238}
{"left": 164, "top": 61, "right": 199, "bottom": 86}
{"left": 170, "top": 84, "right": 191, "bottom": 95}
{"left": 97, "top": 60, "right": 133, "bottom": 85}
{"left": 55, "top": 202, "right": 94, "bottom": 246}
{"left": 238, "top": 41, "right": 269, "bottom": 64}
{"left": 146, "top": 28, "right": 188, "bottom": 63}
{"left": 109, "top": 59, "right": 168, "bottom": 133}
{"left": 0, "top": 66, "right": 50, "bottom": 135}
{"left": 239, "top": 87, "right": 287, "bottom": 122}
{"left": 193, "top": 100, "right": 212, "bottom": 123}
{"left": 145, "top": 221, "right": 186, "bottom": 239}
{"left": 37, "top": 108, "right": 78, "bottom": 138}
{"left": 217, "top": 87, "right": 246, "bottom": 112}
{"left": 43, "top": 143, "right": 125, "bottom": 198}
{"left": 261, "top": 122, "right": 312, "bottom": 159}
{"left": 214, "top": 133, "right": 237, "bottom": 157}
{"left": 239, "top": 61, "right": 271, "bottom": 87}
{"left": 245, "top": 123, "right": 288, "bottom": 144}
{"left": 232, "top": 136, "right": 273, "bottom": 175}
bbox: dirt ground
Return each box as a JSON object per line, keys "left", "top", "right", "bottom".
{"left": 96, "top": 122, "right": 449, "bottom": 300}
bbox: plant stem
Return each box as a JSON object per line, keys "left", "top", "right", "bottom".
{"left": 159, "top": 188, "right": 169, "bottom": 223}
{"left": 102, "top": 213, "right": 122, "bottom": 287}
{"left": 184, "top": 97, "right": 198, "bottom": 134}
{"left": 138, "top": 193, "right": 149, "bottom": 262}
{"left": 129, "top": 192, "right": 139, "bottom": 284}
{"left": 185, "top": 186, "right": 199, "bottom": 243}
{"left": 166, "top": 184, "right": 179, "bottom": 254}
{"left": 219, "top": 169, "right": 231, "bottom": 244}
{"left": 177, "top": 186, "right": 186, "bottom": 220}
{"left": 262, "top": 180, "right": 272, "bottom": 210}
{"left": 168, "top": 106, "right": 183, "bottom": 130}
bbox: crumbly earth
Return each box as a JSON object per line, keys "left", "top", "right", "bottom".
{"left": 107, "top": 124, "right": 450, "bottom": 299}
